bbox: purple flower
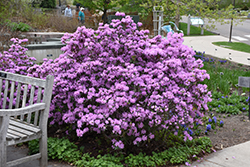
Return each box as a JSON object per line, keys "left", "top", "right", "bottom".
{"left": 208, "top": 118, "right": 212, "bottom": 123}
{"left": 115, "top": 140, "right": 124, "bottom": 149}
{"left": 149, "top": 133, "right": 155, "bottom": 139}
{"left": 206, "top": 124, "right": 211, "bottom": 131}
{"left": 115, "top": 12, "right": 125, "bottom": 17}
{"left": 142, "top": 135, "right": 147, "bottom": 141}
{"left": 189, "top": 130, "right": 194, "bottom": 136}
{"left": 213, "top": 116, "right": 217, "bottom": 123}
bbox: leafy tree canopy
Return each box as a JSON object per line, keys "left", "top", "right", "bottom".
{"left": 117, "top": 0, "right": 241, "bottom": 29}
{"left": 75, "top": 0, "right": 116, "bottom": 23}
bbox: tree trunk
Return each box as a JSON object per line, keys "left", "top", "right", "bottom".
{"left": 103, "top": 9, "right": 108, "bottom": 24}
{"left": 103, "top": 0, "right": 110, "bottom": 24}
{"left": 174, "top": 0, "right": 180, "bottom": 31}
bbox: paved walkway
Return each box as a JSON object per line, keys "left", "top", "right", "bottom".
{"left": 183, "top": 35, "right": 250, "bottom": 66}
{"left": 183, "top": 35, "right": 250, "bottom": 167}
{"left": 7, "top": 145, "right": 73, "bottom": 167}
{"left": 191, "top": 141, "right": 250, "bottom": 167}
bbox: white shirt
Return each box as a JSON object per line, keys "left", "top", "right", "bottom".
{"left": 64, "top": 7, "right": 72, "bottom": 17}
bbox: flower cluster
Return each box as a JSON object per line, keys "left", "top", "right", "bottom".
{"left": 194, "top": 51, "right": 214, "bottom": 63}
{"left": 0, "top": 38, "right": 36, "bottom": 74}
{"left": 206, "top": 124, "right": 211, "bottom": 131}
{"left": 28, "top": 12, "right": 211, "bottom": 149}
{"left": 0, "top": 38, "right": 37, "bottom": 109}
{"left": 219, "top": 60, "right": 227, "bottom": 64}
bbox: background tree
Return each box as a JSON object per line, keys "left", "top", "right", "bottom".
{"left": 40, "top": 0, "right": 56, "bottom": 8}
{"left": 75, "top": 0, "right": 116, "bottom": 24}
{"left": 118, "top": 0, "right": 240, "bottom": 31}
{"left": 219, "top": 0, "right": 250, "bottom": 10}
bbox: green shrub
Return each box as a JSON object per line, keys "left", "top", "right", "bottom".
{"left": 208, "top": 91, "right": 249, "bottom": 115}
{"left": 40, "top": 0, "right": 56, "bottom": 8}
{"left": 6, "top": 21, "right": 31, "bottom": 32}
{"left": 29, "top": 137, "right": 82, "bottom": 162}
{"left": 28, "top": 136, "right": 212, "bottom": 166}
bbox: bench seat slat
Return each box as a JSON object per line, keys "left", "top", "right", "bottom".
{"left": 6, "top": 133, "right": 19, "bottom": 140}
{"left": 7, "top": 119, "right": 41, "bottom": 142}
{"left": 7, "top": 129, "right": 27, "bottom": 138}
{"left": 8, "top": 125, "right": 34, "bottom": 136}
{"left": 9, "top": 119, "right": 40, "bottom": 133}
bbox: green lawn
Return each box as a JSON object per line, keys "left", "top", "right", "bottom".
{"left": 212, "top": 41, "right": 250, "bottom": 53}
{"left": 178, "top": 22, "right": 215, "bottom": 36}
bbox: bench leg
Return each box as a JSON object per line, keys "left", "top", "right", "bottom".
{"left": 0, "top": 141, "right": 7, "bottom": 167}
{"left": 39, "top": 135, "right": 48, "bottom": 167}
{"left": 0, "top": 117, "right": 8, "bottom": 167}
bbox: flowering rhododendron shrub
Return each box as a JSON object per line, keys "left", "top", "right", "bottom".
{"left": 0, "top": 38, "right": 37, "bottom": 109}
{"left": 28, "top": 12, "right": 211, "bottom": 149}
{"left": 0, "top": 38, "right": 36, "bottom": 74}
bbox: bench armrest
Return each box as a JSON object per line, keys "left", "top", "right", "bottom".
{"left": 0, "top": 103, "right": 46, "bottom": 116}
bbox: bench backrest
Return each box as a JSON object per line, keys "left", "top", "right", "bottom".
{"left": 0, "top": 71, "right": 53, "bottom": 127}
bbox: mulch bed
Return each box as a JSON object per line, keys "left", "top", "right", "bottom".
{"left": 206, "top": 112, "right": 250, "bottom": 150}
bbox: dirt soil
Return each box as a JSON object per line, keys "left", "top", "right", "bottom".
{"left": 206, "top": 112, "right": 250, "bottom": 150}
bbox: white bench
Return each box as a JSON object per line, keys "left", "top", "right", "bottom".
{"left": 0, "top": 71, "right": 54, "bottom": 167}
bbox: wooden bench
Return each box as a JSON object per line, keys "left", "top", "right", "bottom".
{"left": 0, "top": 71, "right": 54, "bottom": 167}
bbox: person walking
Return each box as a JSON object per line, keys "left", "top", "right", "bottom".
{"left": 64, "top": 5, "right": 72, "bottom": 18}
{"left": 75, "top": 3, "right": 80, "bottom": 18}
{"left": 78, "top": 7, "right": 85, "bottom": 25}
{"left": 76, "top": 3, "right": 80, "bottom": 12}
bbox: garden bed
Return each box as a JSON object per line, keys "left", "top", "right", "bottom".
{"left": 207, "top": 112, "right": 250, "bottom": 150}
{"left": 197, "top": 53, "right": 250, "bottom": 150}
{"left": 43, "top": 53, "right": 250, "bottom": 166}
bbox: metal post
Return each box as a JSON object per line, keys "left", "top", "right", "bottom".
{"left": 187, "top": 14, "right": 191, "bottom": 35}
{"left": 158, "top": 13, "right": 162, "bottom": 35}
{"left": 229, "top": 18, "right": 233, "bottom": 43}
{"left": 201, "top": 25, "right": 204, "bottom": 35}
{"left": 229, "top": 0, "right": 235, "bottom": 43}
